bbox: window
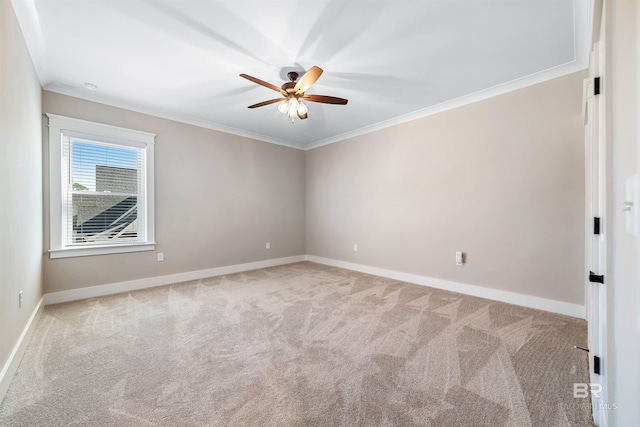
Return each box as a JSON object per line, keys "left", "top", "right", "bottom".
{"left": 48, "top": 114, "right": 155, "bottom": 258}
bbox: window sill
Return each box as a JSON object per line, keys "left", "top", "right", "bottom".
{"left": 49, "top": 242, "right": 156, "bottom": 259}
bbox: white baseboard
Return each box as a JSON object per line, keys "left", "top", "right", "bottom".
{"left": 305, "top": 255, "right": 585, "bottom": 319}
{"left": 43, "top": 253, "right": 585, "bottom": 319}
{"left": 0, "top": 296, "right": 45, "bottom": 403}
{"left": 44, "top": 255, "right": 306, "bottom": 305}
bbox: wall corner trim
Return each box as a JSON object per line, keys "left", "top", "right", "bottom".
{"left": 0, "top": 296, "right": 45, "bottom": 403}
{"left": 43, "top": 255, "right": 307, "bottom": 305}
{"left": 305, "top": 255, "right": 586, "bottom": 319}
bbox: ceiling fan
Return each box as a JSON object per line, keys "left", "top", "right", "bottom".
{"left": 240, "top": 66, "right": 348, "bottom": 121}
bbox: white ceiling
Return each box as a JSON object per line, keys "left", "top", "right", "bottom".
{"left": 12, "top": 0, "right": 592, "bottom": 150}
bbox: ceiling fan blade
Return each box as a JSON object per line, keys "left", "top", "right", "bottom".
{"left": 298, "top": 111, "right": 308, "bottom": 120}
{"left": 240, "top": 74, "right": 287, "bottom": 96}
{"left": 294, "top": 66, "right": 323, "bottom": 94}
{"left": 248, "top": 98, "right": 284, "bottom": 109}
{"left": 303, "top": 94, "right": 348, "bottom": 105}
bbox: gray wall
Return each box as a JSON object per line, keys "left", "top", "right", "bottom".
{"left": 306, "top": 71, "right": 586, "bottom": 305}
{"left": 0, "top": 0, "right": 43, "bottom": 385}
{"left": 43, "top": 92, "right": 306, "bottom": 293}
{"left": 43, "top": 74, "right": 586, "bottom": 307}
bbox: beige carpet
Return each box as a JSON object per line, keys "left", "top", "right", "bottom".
{"left": 0, "top": 262, "right": 593, "bottom": 426}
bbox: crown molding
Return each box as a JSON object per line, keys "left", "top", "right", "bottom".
{"left": 303, "top": 60, "right": 588, "bottom": 150}
{"left": 43, "top": 84, "right": 304, "bottom": 151}
{"left": 47, "top": 59, "right": 588, "bottom": 153}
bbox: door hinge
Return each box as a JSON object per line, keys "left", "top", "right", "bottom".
{"left": 594, "top": 355, "right": 601, "bottom": 375}
{"left": 594, "top": 77, "right": 601, "bottom": 95}
{"left": 589, "top": 271, "right": 605, "bottom": 284}
{"left": 594, "top": 217, "right": 601, "bottom": 235}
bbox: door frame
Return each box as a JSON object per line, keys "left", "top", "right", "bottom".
{"left": 584, "top": 38, "right": 608, "bottom": 427}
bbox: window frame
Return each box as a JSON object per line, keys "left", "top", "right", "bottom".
{"left": 47, "top": 114, "right": 156, "bottom": 259}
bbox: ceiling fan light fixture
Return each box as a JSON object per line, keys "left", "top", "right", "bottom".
{"left": 297, "top": 100, "right": 308, "bottom": 116}
{"left": 287, "top": 98, "right": 299, "bottom": 118}
{"left": 278, "top": 100, "right": 289, "bottom": 115}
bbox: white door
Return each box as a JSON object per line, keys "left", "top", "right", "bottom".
{"left": 583, "top": 40, "right": 607, "bottom": 427}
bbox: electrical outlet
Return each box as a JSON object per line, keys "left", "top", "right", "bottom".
{"left": 157, "top": 253, "right": 164, "bottom": 261}
{"left": 353, "top": 244, "right": 358, "bottom": 252}
{"left": 455, "top": 251, "right": 465, "bottom": 266}
{"left": 19, "top": 291, "right": 23, "bottom": 308}
{"left": 266, "top": 242, "right": 270, "bottom": 249}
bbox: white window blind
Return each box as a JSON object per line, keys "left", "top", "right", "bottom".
{"left": 61, "top": 133, "right": 146, "bottom": 246}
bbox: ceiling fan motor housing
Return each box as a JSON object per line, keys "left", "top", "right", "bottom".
{"left": 281, "top": 81, "right": 296, "bottom": 92}
{"left": 282, "top": 71, "right": 300, "bottom": 93}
